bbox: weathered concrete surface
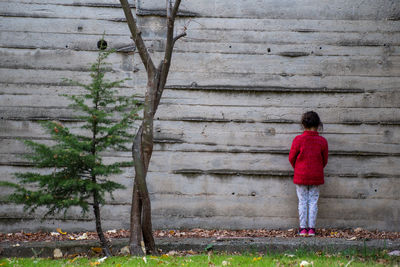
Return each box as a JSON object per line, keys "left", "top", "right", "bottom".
{"left": 1, "top": 237, "right": 399, "bottom": 258}
{"left": 0, "top": 0, "right": 399, "bottom": 232}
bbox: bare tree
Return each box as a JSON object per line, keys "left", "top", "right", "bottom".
{"left": 119, "top": 0, "right": 186, "bottom": 255}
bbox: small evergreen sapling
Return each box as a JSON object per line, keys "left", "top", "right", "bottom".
{"left": 3, "top": 48, "right": 141, "bottom": 256}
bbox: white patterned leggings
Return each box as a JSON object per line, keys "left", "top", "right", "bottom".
{"left": 296, "top": 185, "right": 320, "bottom": 229}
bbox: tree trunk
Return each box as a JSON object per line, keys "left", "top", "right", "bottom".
{"left": 119, "top": 0, "right": 184, "bottom": 256}
{"left": 130, "top": 123, "right": 156, "bottom": 254}
{"left": 129, "top": 180, "right": 143, "bottom": 255}
{"left": 93, "top": 193, "right": 112, "bottom": 257}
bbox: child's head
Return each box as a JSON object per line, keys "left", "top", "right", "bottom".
{"left": 301, "top": 111, "right": 323, "bottom": 131}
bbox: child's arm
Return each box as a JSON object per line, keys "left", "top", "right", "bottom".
{"left": 322, "top": 139, "right": 328, "bottom": 167}
{"left": 288, "top": 137, "right": 300, "bottom": 168}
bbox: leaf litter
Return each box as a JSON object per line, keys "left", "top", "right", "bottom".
{"left": 1, "top": 228, "right": 399, "bottom": 243}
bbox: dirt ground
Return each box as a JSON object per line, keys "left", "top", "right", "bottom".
{"left": 1, "top": 228, "right": 399, "bottom": 243}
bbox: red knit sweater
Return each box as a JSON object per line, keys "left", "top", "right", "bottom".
{"left": 289, "top": 131, "right": 328, "bottom": 185}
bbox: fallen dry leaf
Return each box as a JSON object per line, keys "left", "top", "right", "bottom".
{"left": 56, "top": 228, "right": 67, "bottom": 235}
{"left": 91, "top": 247, "right": 103, "bottom": 253}
{"left": 75, "top": 233, "right": 88, "bottom": 240}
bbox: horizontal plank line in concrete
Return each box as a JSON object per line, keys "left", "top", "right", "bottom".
{"left": 3, "top": 2, "right": 135, "bottom": 8}
{"left": 2, "top": 148, "right": 399, "bottom": 160}
{"left": 3, "top": 47, "right": 398, "bottom": 74}
{"left": 148, "top": 191, "right": 400, "bottom": 201}
{"left": 2, "top": 0, "right": 399, "bottom": 21}
{"left": 0, "top": 216, "right": 93, "bottom": 222}
{"left": 2, "top": 30, "right": 399, "bottom": 51}
{"left": 137, "top": 8, "right": 197, "bottom": 17}
{"left": 3, "top": 15, "right": 400, "bottom": 35}
{"left": 1, "top": 73, "right": 400, "bottom": 93}
{"left": 0, "top": 82, "right": 387, "bottom": 96}
{"left": 3, "top": 85, "right": 399, "bottom": 110}
{"left": 3, "top": 119, "right": 399, "bottom": 154}
{"left": 165, "top": 85, "right": 365, "bottom": 93}
{"left": 0, "top": 2, "right": 130, "bottom": 20}
{"left": 2, "top": 147, "right": 400, "bottom": 160}
{"left": 172, "top": 169, "right": 399, "bottom": 179}
{"left": 2, "top": 135, "right": 400, "bottom": 157}
{"left": 0, "top": 30, "right": 128, "bottom": 37}
{"left": 177, "top": 17, "right": 400, "bottom": 31}
{"left": 2, "top": 66, "right": 398, "bottom": 78}
{"left": 2, "top": 52, "right": 399, "bottom": 77}
{"left": 1, "top": 161, "right": 399, "bottom": 180}
{"left": 1, "top": 32, "right": 399, "bottom": 56}
{"left": 1, "top": 168, "right": 398, "bottom": 200}
{"left": 1, "top": 57, "right": 399, "bottom": 82}
{"left": 1, "top": 197, "right": 397, "bottom": 220}
{"left": 3, "top": 98, "right": 400, "bottom": 111}
{"left": 0, "top": 17, "right": 398, "bottom": 43}
{"left": 1, "top": 43, "right": 399, "bottom": 57}
{"left": 2, "top": 16, "right": 399, "bottom": 38}
{"left": 0, "top": 205, "right": 393, "bottom": 222}
{"left": 0, "top": 12, "right": 124, "bottom": 22}
{"left": 3, "top": 154, "right": 399, "bottom": 179}
{"left": 138, "top": 0, "right": 399, "bottom": 20}
{"left": 0, "top": 0, "right": 133, "bottom": 6}
{"left": 3, "top": 21, "right": 400, "bottom": 38}
{"left": 1, "top": 67, "right": 399, "bottom": 90}
{"left": 2, "top": 112, "right": 400, "bottom": 126}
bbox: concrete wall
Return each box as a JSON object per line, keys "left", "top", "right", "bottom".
{"left": 0, "top": 0, "right": 399, "bottom": 232}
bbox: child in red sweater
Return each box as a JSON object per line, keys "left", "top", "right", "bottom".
{"left": 289, "top": 111, "right": 328, "bottom": 236}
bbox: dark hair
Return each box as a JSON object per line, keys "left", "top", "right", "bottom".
{"left": 301, "top": 111, "right": 323, "bottom": 130}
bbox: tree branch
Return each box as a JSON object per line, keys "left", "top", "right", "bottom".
{"left": 173, "top": 32, "right": 187, "bottom": 45}
{"left": 119, "top": 0, "right": 155, "bottom": 75}
{"left": 166, "top": 0, "right": 172, "bottom": 18}
{"left": 171, "top": 0, "right": 181, "bottom": 20}
{"left": 152, "top": 64, "right": 163, "bottom": 115}
{"left": 154, "top": 0, "right": 182, "bottom": 108}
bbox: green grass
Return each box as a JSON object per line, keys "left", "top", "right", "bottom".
{"left": 1, "top": 250, "right": 398, "bottom": 266}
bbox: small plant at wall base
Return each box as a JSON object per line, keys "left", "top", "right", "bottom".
{"left": 0, "top": 48, "right": 141, "bottom": 257}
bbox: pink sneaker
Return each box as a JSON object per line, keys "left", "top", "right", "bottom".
{"left": 299, "top": 228, "right": 308, "bottom": 236}
{"left": 308, "top": 228, "right": 316, "bottom": 236}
